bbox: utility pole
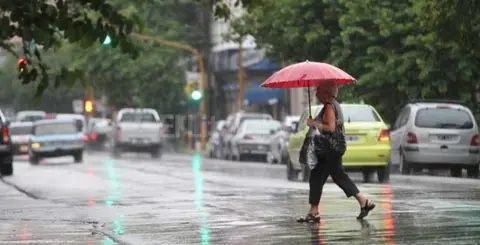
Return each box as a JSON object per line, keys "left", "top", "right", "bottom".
{"left": 131, "top": 33, "right": 208, "bottom": 150}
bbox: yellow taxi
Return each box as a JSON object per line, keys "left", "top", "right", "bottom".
{"left": 287, "top": 104, "right": 391, "bottom": 182}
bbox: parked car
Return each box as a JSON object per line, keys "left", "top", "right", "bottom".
{"left": 0, "top": 110, "right": 13, "bottom": 175}
{"left": 112, "top": 108, "right": 164, "bottom": 158}
{"left": 231, "top": 119, "right": 282, "bottom": 161}
{"left": 222, "top": 112, "right": 273, "bottom": 160}
{"left": 267, "top": 116, "right": 300, "bottom": 165}
{"left": 29, "top": 119, "right": 85, "bottom": 165}
{"left": 16, "top": 110, "right": 46, "bottom": 122}
{"left": 207, "top": 120, "right": 226, "bottom": 158}
{"left": 267, "top": 125, "right": 293, "bottom": 164}
{"left": 287, "top": 104, "right": 391, "bottom": 182}
{"left": 86, "top": 118, "right": 112, "bottom": 150}
{"left": 390, "top": 101, "right": 480, "bottom": 178}
{"left": 9, "top": 121, "right": 33, "bottom": 155}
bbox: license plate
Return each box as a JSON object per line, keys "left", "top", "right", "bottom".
{"left": 132, "top": 138, "right": 149, "bottom": 144}
{"left": 437, "top": 135, "right": 456, "bottom": 141}
{"left": 345, "top": 135, "right": 359, "bottom": 142}
{"left": 20, "top": 145, "right": 28, "bottom": 152}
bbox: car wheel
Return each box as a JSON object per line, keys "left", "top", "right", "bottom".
{"left": 29, "top": 155, "right": 39, "bottom": 165}
{"left": 362, "top": 169, "right": 372, "bottom": 183}
{"left": 301, "top": 164, "right": 310, "bottom": 182}
{"left": 0, "top": 161, "right": 13, "bottom": 176}
{"left": 467, "top": 165, "right": 479, "bottom": 178}
{"left": 450, "top": 167, "right": 462, "bottom": 177}
{"left": 151, "top": 147, "right": 162, "bottom": 159}
{"left": 377, "top": 163, "right": 390, "bottom": 183}
{"left": 74, "top": 151, "right": 83, "bottom": 163}
{"left": 399, "top": 152, "right": 410, "bottom": 175}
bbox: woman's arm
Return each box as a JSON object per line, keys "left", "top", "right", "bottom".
{"left": 306, "top": 104, "right": 336, "bottom": 132}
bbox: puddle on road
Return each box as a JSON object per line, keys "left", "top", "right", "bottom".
{"left": 192, "top": 153, "right": 211, "bottom": 245}
{"left": 102, "top": 158, "right": 125, "bottom": 244}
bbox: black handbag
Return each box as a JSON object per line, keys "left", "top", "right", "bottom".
{"left": 299, "top": 134, "right": 311, "bottom": 165}
{"left": 313, "top": 103, "right": 346, "bottom": 157}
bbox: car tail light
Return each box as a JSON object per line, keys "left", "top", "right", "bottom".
{"left": 378, "top": 129, "right": 390, "bottom": 142}
{"left": 406, "top": 132, "right": 418, "bottom": 144}
{"left": 243, "top": 135, "right": 253, "bottom": 140}
{"left": 82, "top": 134, "right": 89, "bottom": 143}
{"left": 89, "top": 132, "right": 98, "bottom": 141}
{"left": 2, "top": 127, "right": 10, "bottom": 143}
{"left": 471, "top": 134, "right": 480, "bottom": 146}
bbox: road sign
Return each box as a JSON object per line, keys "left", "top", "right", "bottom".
{"left": 72, "top": 100, "right": 83, "bottom": 113}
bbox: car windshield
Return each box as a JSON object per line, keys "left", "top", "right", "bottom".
{"left": 21, "top": 115, "right": 44, "bottom": 122}
{"left": 415, "top": 108, "right": 474, "bottom": 129}
{"left": 35, "top": 123, "right": 78, "bottom": 136}
{"left": 242, "top": 121, "right": 281, "bottom": 134}
{"left": 342, "top": 106, "right": 381, "bottom": 122}
{"left": 120, "top": 112, "right": 157, "bottom": 122}
{"left": 10, "top": 126, "right": 32, "bottom": 135}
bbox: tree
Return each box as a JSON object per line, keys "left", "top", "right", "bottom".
{"left": 0, "top": 0, "right": 139, "bottom": 94}
{"left": 0, "top": 0, "right": 214, "bottom": 114}
{"left": 229, "top": 0, "right": 480, "bottom": 122}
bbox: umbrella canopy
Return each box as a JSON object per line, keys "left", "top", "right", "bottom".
{"left": 261, "top": 61, "right": 355, "bottom": 88}
{"left": 261, "top": 61, "right": 356, "bottom": 118}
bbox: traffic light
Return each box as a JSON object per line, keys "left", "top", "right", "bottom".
{"left": 84, "top": 99, "right": 95, "bottom": 114}
{"left": 191, "top": 90, "right": 202, "bottom": 101}
{"left": 190, "top": 81, "right": 202, "bottom": 101}
{"left": 17, "top": 57, "right": 28, "bottom": 72}
{"left": 102, "top": 35, "right": 112, "bottom": 46}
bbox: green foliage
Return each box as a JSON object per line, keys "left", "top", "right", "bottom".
{"left": 1, "top": 0, "right": 211, "bottom": 114}
{"left": 230, "top": 0, "right": 480, "bottom": 122}
{"left": 0, "top": 0, "right": 140, "bottom": 93}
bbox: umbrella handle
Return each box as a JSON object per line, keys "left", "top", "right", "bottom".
{"left": 308, "top": 86, "right": 312, "bottom": 118}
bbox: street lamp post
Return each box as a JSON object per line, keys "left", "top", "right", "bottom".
{"left": 131, "top": 33, "right": 208, "bottom": 150}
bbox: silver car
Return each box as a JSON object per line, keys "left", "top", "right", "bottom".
{"left": 221, "top": 112, "right": 273, "bottom": 160}
{"left": 208, "top": 120, "right": 226, "bottom": 158}
{"left": 29, "top": 119, "right": 85, "bottom": 165}
{"left": 9, "top": 122, "right": 33, "bottom": 155}
{"left": 390, "top": 101, "right": 480, "bottom": 177}
{"left": 231, "top": 119, "right": 281, "bottom": 161}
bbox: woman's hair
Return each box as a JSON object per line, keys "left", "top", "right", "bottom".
{"left": 317, "top": 80, "right": 338, "bottom": 98}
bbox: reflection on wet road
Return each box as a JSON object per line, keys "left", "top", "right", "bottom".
{"left": 0, "top": 152, "right": 479, "bottom": 244}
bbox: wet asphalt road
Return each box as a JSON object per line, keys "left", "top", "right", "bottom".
{"left": 0, "top": 152, "right": 479, "bottom": 245}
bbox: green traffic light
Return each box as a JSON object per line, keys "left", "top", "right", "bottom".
{"left": 191, "top": 90, "right": 202, "bottom": 101}
{"left": 103, "top": 35, "right": 112, "bottom": 45}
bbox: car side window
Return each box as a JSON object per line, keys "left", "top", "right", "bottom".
{"left": 393, "top": 107, "right": 406, "bottom": 130}
{"left": 393, "top": 106, "right": 411, "bottom": 130}
{"left": 400, "top": 107, "right": 411, "bottom": 127}
{"left": 297, "top": 110, "right": 309, "bottom": 132}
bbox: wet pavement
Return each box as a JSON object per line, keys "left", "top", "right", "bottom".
{"left": 0, "top": 152, "right": 479, "bottom": 244}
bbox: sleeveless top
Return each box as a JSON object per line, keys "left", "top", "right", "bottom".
{"left": 312, "top": 98, "right": 345, "bottom": 135}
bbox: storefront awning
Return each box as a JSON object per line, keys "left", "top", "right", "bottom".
{"left": 244, "top": 84, "right": 284, "bottom": 105}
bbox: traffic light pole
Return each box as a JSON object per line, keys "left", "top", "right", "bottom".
{"left": 131, "top": 33, "right": 208, "bottom": 150}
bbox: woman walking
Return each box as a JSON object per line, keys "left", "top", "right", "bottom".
{"left": 300, "top": 82, "right": 375, "bottom": 222}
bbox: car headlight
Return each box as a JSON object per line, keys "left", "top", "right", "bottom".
{"left": 31, "top": 142, "right": 41, "bottom": 149}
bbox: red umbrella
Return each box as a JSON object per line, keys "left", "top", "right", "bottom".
{"left": 261, "top": 61, "right": 356, "bottom": 117}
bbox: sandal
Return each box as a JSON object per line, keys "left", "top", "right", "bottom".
{"left": 297, "top": 213, "right": 321, "bottom": 223}
{"left": 357, "top": 200, "right": 375, "bottom": 220}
